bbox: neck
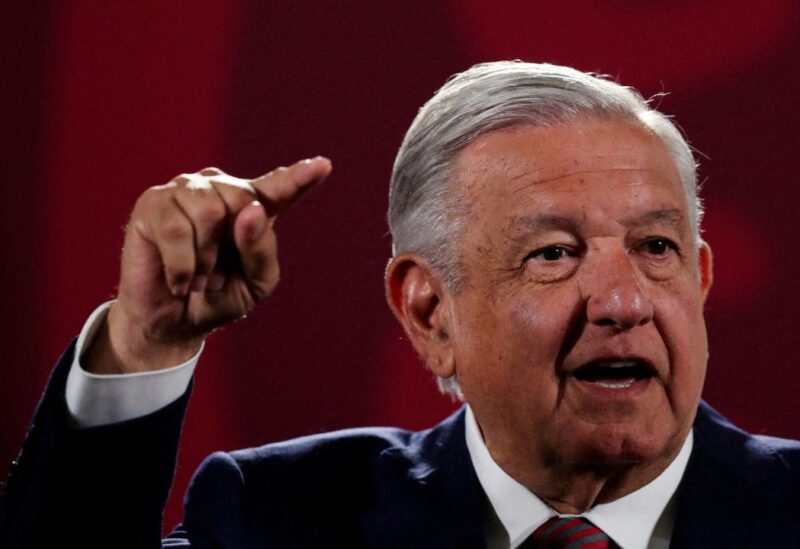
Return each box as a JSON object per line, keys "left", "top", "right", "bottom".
{"left": 484, "top": 437, "right": 685, "bottom": 514}
{"left": 528, "top": 462, "right": 661, "bottom": 514}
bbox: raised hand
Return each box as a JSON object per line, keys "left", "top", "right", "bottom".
{"left": 85, "top": 158, "right": 332, "bottom": 374}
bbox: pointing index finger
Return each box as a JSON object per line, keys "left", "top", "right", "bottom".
{"left": 250, "top": 156, "right": 332, "bottom": 217}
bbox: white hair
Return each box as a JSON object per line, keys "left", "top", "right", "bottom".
{"left": 387, "top": 61, "right": 702, "bottom": 397}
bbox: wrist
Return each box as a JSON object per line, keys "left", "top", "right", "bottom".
{"left": 85, "top": 303, "right": 203, "bottom": 374}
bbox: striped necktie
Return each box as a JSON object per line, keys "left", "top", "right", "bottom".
{"left": 522, "top": 516, "right": 613, "bottom": 548}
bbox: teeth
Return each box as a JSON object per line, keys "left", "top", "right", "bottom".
{"left": 602, "top": 361, "right": 639, "bottom": 368}
{"left": 593, "top": 379, "right": 636, "bottom": 389}
{"left": 573, "top": 359, "right": 653, "bottom": 385}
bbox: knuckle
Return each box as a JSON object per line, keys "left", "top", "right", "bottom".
{"left": 199, "top": 166, "right": 224, "bottom": 176}
{"left": 210, "top": 174, "right": 255, "bottom": 194}
{"left": 195, "top": 199, "right": 227, "bottom": 224}
{"left": 132, "top": 187, "right": 172, "bottom": 224}
{"left": 136, "top": 186, "right": 163, "bottom": 207}
{"left": 263, "top": 167, "right": 288, "bottom": 181}
{"left": 182, "top": 178, "right": 212, "bottom": 192}
{"left": 160, "top": 218, "right": 191, "bottom": 242}
{"left": 143, "top": 183, "right": 178, "bottom": 205}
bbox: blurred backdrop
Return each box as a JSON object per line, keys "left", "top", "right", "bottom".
{"left": 3, "top": 0, "right": 799, "bottom": 530}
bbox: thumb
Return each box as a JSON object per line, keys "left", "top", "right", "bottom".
{"left": 233, "top": 200, "right": 279, "bottom": 301}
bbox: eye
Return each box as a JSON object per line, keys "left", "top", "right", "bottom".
{"left": 525, "top": 245, "right": 570, "bottom": 262}
{"left": 640, "top": 237, "right": 678, "bottom": 256}
{"left": 521, "top": 243, "right": 580, "bottom": 283}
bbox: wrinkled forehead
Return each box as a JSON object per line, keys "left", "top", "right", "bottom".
{"left": 451, "top": 118, "right": 681, "bottom": 199}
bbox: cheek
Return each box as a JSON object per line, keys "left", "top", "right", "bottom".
{"left": 507, "top": 286, "right": 584, "bottom": 353}
{"left": 652, "top": 283, "right": 709, "bottom": 399}
{"left": 454, "top": 290, "right": 576, "bottom": 398}
{"left": 493, "top": 291, "right": 581, "bottom": 390}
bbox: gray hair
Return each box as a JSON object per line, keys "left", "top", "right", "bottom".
{"left": 387, "top": 61, "right": 702, "bottom": 397}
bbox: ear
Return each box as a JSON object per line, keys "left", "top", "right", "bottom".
{"left": 697, "top": 240, "right": 713, "bottom": 301}
{"left": 385, "top": 253, "right": 455, "bottom": 379}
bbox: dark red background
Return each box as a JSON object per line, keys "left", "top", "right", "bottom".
{"left": 3, "top": 1, "right": 799, "bottom": 531}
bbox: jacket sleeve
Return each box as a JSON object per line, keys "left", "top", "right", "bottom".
{"left": 0, "top": 339, "right": 192, "bottom": 548}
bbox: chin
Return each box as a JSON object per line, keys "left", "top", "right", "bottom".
{"left": 562, "top": 423, "right": 677, "bottom": 470}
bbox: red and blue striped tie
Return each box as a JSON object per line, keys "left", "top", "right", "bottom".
{"left": 523, "top": 516, "right": 613, "bottom": 548}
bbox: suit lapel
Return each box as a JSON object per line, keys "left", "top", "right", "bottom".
{"left": 669, "top": 402, "right": 800, "bottom": 548}
{"left": 358, "top": 402, "right": 800, "bottom": 548}
{"left": 359, "top": 408, "right": 487, "bottom": 548}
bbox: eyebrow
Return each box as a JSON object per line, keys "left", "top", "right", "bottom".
{"left": 625, "top": 208, "right": 685, "bottom": 228}
{"left": 510, "top": 214, "right": 580, "bottom": 233}
{"left": 509, "top": 209, "right": 686, "bottom": 234}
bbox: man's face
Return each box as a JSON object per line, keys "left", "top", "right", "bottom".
{"left": 448, "top": 118, "right": 711, "bottom": 481}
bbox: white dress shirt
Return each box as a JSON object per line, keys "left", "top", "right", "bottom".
{"left": 65, "top": 302, "right": 200, "bottom": 426}
{"left": 66, "top": 303, "right": 692, "bottom": 548}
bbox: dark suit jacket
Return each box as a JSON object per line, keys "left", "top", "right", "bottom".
{"left": 2, "top": 340, "right": 800, "bottom": 548}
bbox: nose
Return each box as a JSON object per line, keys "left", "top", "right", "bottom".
{"left": 581, "top": 245, "right": 654, "bottom": 332}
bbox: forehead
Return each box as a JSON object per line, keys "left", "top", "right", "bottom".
{"left": 451, "top": 118, "right": 686, "bottom": 222}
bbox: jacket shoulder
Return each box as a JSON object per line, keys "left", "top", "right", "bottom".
{"left": 695, "top": 401, "right": 800, "bottom": 487}
{"left": 232, "top": 424, "right": 417, "bottom": 468}
{"left": 181, "top": 409, "right": 476, "bottom": 547}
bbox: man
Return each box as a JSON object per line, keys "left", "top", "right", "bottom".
{"left": 2, "top": 61, "right": 799, "bottom": 548}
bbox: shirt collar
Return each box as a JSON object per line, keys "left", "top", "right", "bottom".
{"left": 464, "top": 405, "right": 693, "bottom": 549}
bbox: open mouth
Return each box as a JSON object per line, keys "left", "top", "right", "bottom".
{"left": 572, "top": 359, "right": 655, "bottom": 389}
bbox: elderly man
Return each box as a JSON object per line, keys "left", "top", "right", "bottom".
{"left": 2, "top": 62, "right": 799, "bottom": 548}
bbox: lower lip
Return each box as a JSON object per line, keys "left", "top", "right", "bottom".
{"left": 573, "top": 376, "right": 652, "bottom": 399}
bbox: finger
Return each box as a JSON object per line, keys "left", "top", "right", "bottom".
{"left": 171, "top": 167, "right": 256, "bottom": 216}
{"left": 250, "top": 156, "right": 332, "bottom": 217}
{"left": 172, "top": 167, "right": 223, "bottom": 189}
{"left": 179, "top": 166, "right": 257, "bottom": 218}
{"left": 233, "top": 200, "right": 279, "bottom": 301}
{"left": 208, "top": 176, "right": 256, "bottom": 215}
{"left": 145, "top": 198, "right": 196, "bottom": 296}
{"left": 173, "top": 186, "right": 228, "bottom": 292}
{"left": 174, "top": 168, "right": 261, "bottom": 293}
{"left": 198, "top": 167, "right": 223, "bottom": 177}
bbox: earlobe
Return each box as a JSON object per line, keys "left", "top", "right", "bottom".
{"left": 385, "top": 254, "right": 456, "bottom": 378}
